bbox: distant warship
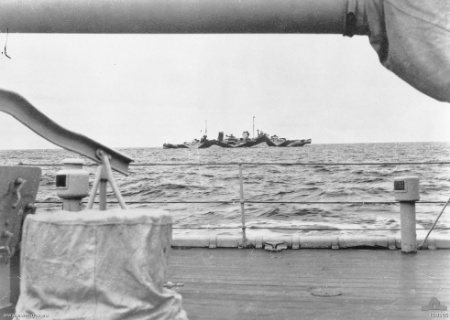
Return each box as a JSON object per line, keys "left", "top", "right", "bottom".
{"left": 163, "top": 130, "right": 311, "bottom": 149}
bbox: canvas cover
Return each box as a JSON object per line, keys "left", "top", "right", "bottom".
{"left": 15, "top": 209, "right": 188, "bottom": 320}
{"left": 349, "top": 0, "right": 450, "bottom": 103}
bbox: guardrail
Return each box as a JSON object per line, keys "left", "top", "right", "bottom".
{"left": 30, "top": 160, "right": 450, "bottom": 247}
{"left": 27, "top": 161, "right": 450, "bottom": 167}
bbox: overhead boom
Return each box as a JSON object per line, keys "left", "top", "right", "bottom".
{"left": 0, "top": 0, "right": 352, "bottom": 35}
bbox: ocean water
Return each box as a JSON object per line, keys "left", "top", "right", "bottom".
{"left": 1, "top": 142, "right": 450, "bottom": 237}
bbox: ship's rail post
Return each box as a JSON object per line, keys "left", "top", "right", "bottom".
{"left": 238, "top": 163, "right": 249, "bottom": 247}
{"left": 55, "top": 159, "right": 90, "bottom": 212}
{"left": 394, "top": 176, "right": 419, "bottom": 253}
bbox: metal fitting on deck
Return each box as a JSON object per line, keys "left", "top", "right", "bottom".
{"left": 394, "top": 176, "right": 419, "bottom": 253}
{"left": 56, "top": 159, "right": 90, "bottom": 212}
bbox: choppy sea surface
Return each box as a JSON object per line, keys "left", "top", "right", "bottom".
{"left": 2, "top": 142, "right": 450, "bottom": 237}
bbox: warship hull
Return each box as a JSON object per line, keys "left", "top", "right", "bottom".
{"left": 165, "top": 136, "right": 311, "bottom": 149}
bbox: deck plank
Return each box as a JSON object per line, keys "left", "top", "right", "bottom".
{"left": 168, "top": 248, "right": 450, "bottom": 320}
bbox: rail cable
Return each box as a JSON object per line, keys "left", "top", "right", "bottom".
{"left": 34, "top": 200, "right": 449, "bottom": 204}
{"left": 21, "top": 161, "right": 450, "bottom": 167}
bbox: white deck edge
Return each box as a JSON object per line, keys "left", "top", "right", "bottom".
{"left": 172, "top": 234, "right": 450, "bottom": 250}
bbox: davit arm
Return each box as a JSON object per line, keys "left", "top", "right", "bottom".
{"left": 0, "top": 89, "right": 133, "bottom": 175}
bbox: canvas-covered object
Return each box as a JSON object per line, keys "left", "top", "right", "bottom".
{"left": 349, "top": 0, "right": 450, "bottom": 103}
{"left": 15, "top": 209, "right": 188, "bottom": 320}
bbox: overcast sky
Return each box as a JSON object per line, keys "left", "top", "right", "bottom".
{"left": 0, "top": 33, "right": 448, "bottom": 150}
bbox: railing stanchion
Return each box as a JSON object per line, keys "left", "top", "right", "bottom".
{"left": 238, "top": 163, "right": 248, "bottom": 246}
{"left": 394, "top": 176, "right": 419, "bottom": 253}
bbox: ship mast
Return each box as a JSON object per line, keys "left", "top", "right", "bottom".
{"left": 253, "top": 116, "right": 255, "bottom": 138}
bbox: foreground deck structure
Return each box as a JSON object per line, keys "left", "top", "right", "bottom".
{"left": 168, "top": 248, "right": 450, "bottom": 320}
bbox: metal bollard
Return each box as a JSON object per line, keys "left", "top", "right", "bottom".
{"left": 394, "top": 176, "right": 419, "bottom": 253}
{"left": 56, "top": 159, "right": 90, "bottom": 212}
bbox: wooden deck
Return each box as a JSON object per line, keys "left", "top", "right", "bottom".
{"left": 168, "top": 248, "right": 450, "bottom": 320}
{"left": 2, "top": 248, "right": 448, "bottom": 320}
